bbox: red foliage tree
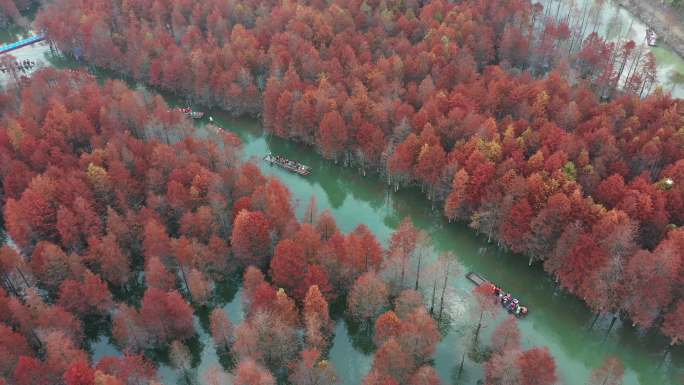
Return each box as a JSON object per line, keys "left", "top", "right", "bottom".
{"left": 517, "top": 347, "right": 557, "bottom": 385}
{"left": 662, "top": 301, "right": 684, "bottom": 346}
{"left": 13, "top": 356, "right": 52, "bottom": 385}
{"left": 348, "top": 271, "right": 389, "bottom": 326}
{"left": 96, "top": 354, "right": 157, "bottom": 385}
{"left": 138, "top": 288, "right": 195, "bottom": 347}
{"left": 57, "top": 270, "right": 114, "bottom": 317}
{"left": 288, "top": 349, "right": 337, "bottom": 385}
{"left": 210, "top": 308, "right": 234, "bottom": 351}
{"left": 144, "top": 256, "right": 177, "bottom": 291}
{"left": 187, "top": 268, "right": 213, "bottom": 305}
{"left": 491, "top": 316, "right": 521, "bottom": 355}
{"left": 588, "top": 356, "right": 624, "bottom": 385}
{"left": 370, "top": 337, "right": 414, "bottom": 383}
{"left": 374, "top": 311, "right": 403, "bottom": 347}
{"left": 63, "top": 361, "right": 95, "bottom": 385}
{"left": 0, "top": 323, "right": 32, "bottom": 378}
{"left": 304, "top": 285, "right": 333, "bottom": 350}
{"left": 234, "top": 359, "right": 275, "bottom": 385}
{"left": 409, "top": 366, "right": 441, "bottom": 385}
{"left": 270, "top": 239, "right": 307, "bottom": 296}
{"left": 317, "top": 111, "right": 348, "bottom": 160}
{"left": 231, "top": 210, "right": 272, "bottom": 268}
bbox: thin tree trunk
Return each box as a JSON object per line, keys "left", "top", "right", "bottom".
{"left": 474, "top": 310, "right": 484, "bottom": 344}
{"left": 588, "top": 313, "right": 600, "bottom": 330}
{"left": 658, "top": 346, "right": 671, "bottom": 369}
{"left": 430, "top": 279, "right": 437, "bottom": 315}
{"left": 438, "top": 263, "right": 450, "bottom": 321}
{"left": 16, "top": 267, "right": 30, "bottom": 288}
{"left": 414, "top": 254, "right": 422, "bottom": 291}
{"left": 179, "top": 264, "right": 190, "bottom": 299}
{"left": 457, "top": 349, "right": 467, "bottom": 378}
{"left": 603, "top": 315, "right": 618, "bottom": 342}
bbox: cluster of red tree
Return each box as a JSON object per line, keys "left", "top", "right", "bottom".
{"left": 34, "top": 0, "right": 684, "bottom": 339}
{"left": 0, "top": 0, "right": 37, "bottom": 27}
{"left": 483, "top": 315, "right": 629, "bottom": 385}
{"left": 483, "top": 317, "right": 557, "bottom": 385}
{"left": 0, "top": 68, "right": 459, "bottom": 384}
{"left": 0, "top": 68, "right": 230, "bottom": 384}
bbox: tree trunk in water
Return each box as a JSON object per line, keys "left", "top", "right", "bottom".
{"left": 179, "top": 265, "right": 190, "bottom": 300}
{"left": 2, "top": 274, "right": 19, "bottom": 297}
{"left": 438, "top": 268, "right": 449, "bottom": 321}
{"left": 430, "top": 281, "right": 437, "bottom": 315}
{"left": 658, "top": 346, "right": 671, "bottom": 369}
{"left": 588, "top": 313, "right": 600, "bottom": 330}
{"left": 457, "top": 349, "right": 467, "bottom": 379}
{"left": 16, "top": 267, "right": 30, "bottom": 288}
{"left": 414, "top": 256, "right": 421, "bottom": 291}
{"left": 603, "top": 315, "right": 617, "bottom": 342}
{"left": 474, "top": 310, "right": 484, "bottom": 344}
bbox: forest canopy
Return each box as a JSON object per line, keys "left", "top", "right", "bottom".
{"left": 34, "top": 0, "right": 684, "bottom": 341}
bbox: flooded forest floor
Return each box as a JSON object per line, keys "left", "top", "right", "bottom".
{"left": 617, "top": 0, "right": 684, "bottom": 57}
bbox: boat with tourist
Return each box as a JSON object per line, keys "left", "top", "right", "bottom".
{"left": 172, "top": 107, "right": 205, "bottom": 119}
{"left": 466, "top": 272, "right": 529, "bottom": 318}
{"left": 264, "top": 153, "right": 311, "bottom": 176}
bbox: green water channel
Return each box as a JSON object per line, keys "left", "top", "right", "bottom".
{"left": 2, "top": 18, "right": 684, "bottom": 385}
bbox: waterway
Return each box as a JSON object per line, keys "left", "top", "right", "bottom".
{"left": 1, "top": 4, "right": 684, "bottom": 385}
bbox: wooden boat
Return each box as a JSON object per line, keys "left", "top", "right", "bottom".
{"left": 264, "top": 153, "right": 311, "bottom": 176}
{"left": 466, "top": 272, "right": 529, "bottom": 318}
{"left": 172, "top": 107, "right": 204, "bottom": 119}
{"left": 186, "top": 111, "right": 204, "bottom": 119}
{"left": 646, "top": 28, "right": 658, "bottom": 47}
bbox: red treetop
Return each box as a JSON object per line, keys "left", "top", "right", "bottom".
{"left": 518, "top": 347, "right": 557, "bottom": 385}
{"left": 409, "top": 366, "right": 441, "bottom": 385}
{"left": 63, "top": 361, "right": 95, "bottom": 385}
{"left": 348, "top": 271, "right": 390, "bottom": 324}
{"left": 231, "top": 210, "right": 272, "bottom": 268}
{"left": 234, "top": 359, "right": 275, "bottom": 385}
{"left": 374, "top": 311, "right": 403, "bottom": 347}
{"left": 663, "top": 300, "right": 684, "bottom": 346}
{"left": 588, "top": 356, "right": 624, "bottom": 385}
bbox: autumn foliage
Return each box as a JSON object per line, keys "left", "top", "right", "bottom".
{"left": 1, "top": 0, "right": 683, "bottom": 379}
{"left": 29, "top": 0, "right": 684, "bottom": 341}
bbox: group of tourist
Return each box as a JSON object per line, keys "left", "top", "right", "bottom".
{"left": 493, "top": 286, "right": 528, "bottom": 317}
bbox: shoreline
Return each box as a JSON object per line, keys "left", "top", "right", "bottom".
{"left": 616, "top": 0, "right": 684, "bottom": 59}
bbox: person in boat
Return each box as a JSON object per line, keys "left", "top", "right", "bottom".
{"left": 502, "top": 293, "right": 512, "bottom": 304}
{"left": 493, "top": 286, "right": 501, "bottom": 297}
{"left": 509, "top": 298, "right": 519, "bottom": 312}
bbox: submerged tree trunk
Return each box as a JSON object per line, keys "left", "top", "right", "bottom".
{"left": 588, "top": 313, "right": 601, "bottom": 330}
{"left": 603, "top": 315, "right": 618, "bottom": 342}
{"left": 179, "top": 264, "right": 190, "bottom": 300}
{"left": 438, "top": 262, "right": 450, "bottom": 321}
{"left": 658, "top": 346, "right": 671, "bottom": 369}
{"left": 430, "top": 279, "right": 437, "bottom": 315}
{"left": 474, "top": 310, "right": 484, "bottom": 344}
{"left": 17, "top": 267, "right": 30, "bottom": 288}
{"left": 457, "top": 349, "right": 467, "bottom": 379}
{"left": 414, "top": 254, "right": 422, "bottom": 291}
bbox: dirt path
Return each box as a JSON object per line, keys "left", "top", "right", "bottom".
{"left": 616, "top": 0, "right": 684, "bottom": 58}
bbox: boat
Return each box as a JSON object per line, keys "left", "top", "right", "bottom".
{"left": 172, "top": 107, "right": 205, "bottom": 119}
{"left": 186, "top": 111, "right": 204, "bottom": 119}
{"left": 646, "top": 28, "right": 658, "bottom": 47}
{"left": 264, "top": 153, "right": 311, "bottom": 176}
{"left": 466, "top": 272, "right": 529, "bottom": 318}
